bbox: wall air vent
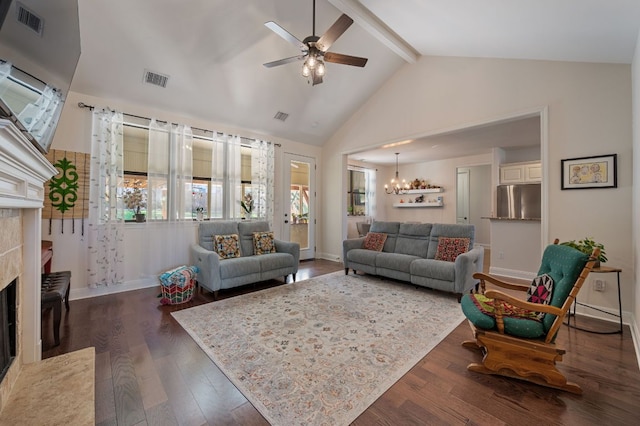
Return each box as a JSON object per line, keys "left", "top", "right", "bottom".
{"left": 143, "top": 70, "right": 169, "bottom": 88}
{"left": 16, "top": 2, "right": 43, "bottom": 36}
{"left": 274, "top": 111, "right": 289, "bottom": 122}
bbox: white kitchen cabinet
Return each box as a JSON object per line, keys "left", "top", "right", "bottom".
{"left": 500, "top": 161, "right": 541, "bottom": 184}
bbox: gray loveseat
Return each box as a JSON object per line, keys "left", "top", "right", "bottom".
{"left": 191, "top": 221, "right": 300, "bottom": 297}
{"left": 343, "top": 221, "right": 484, "bottom": 301}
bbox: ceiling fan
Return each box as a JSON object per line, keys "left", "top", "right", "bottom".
{"left": 263, "top": 0, "right": 368, "bottom": 86}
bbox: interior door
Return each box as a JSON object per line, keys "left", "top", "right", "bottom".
{"left": 456, "top": 168, "right": 470, "bottom": 224}
{"left": 283, "top": 153, "right": 316, "bottom": 260}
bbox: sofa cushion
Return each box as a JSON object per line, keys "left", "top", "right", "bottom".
{"left": 238, "top": 221, "right": 270, "bottom": 256}
{"left": 253, "top": 231, "right": 277, "bottom": 255}
{"left": 214, "top": 234, "right": 241, "bottom": 259}
{"left": 346, "top": 248, "right": 380, "bottom": 265}
{"left": 395, "top": 223, "right": 432, "bottom": 257}
{"left": 427, "top": 223, "right": 475, "bottom": 259}
{"left": 434, "top": 237, "right": 470, "bottom": 262}
{"left": 410, "top": 258, "right": 455, "bottom": 281}
{"left": 259, "top": 252, "right": 295, "bottom": 271}
{"left": 363, "top": 232, "right": 387, "bottom": 251}
{"left": 376, "top": 252, "right": 421, "bottom": 272}
{"left": 219, "top": 256, "right": 261, "bottom": 279}
{"left": 198, "top": 221, "right": 239, "bottom": 251}
{"left": 369, "top": 221, "right": 400, "bottom": 252}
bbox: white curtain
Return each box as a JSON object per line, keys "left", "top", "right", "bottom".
{"left": 170, "top": 124, "right": 193, "bottom": 220}
{"left": 251, "top": 139, "right": 275, "bottom": 227}
{"left": 227, "top": 135, "right": 243, "bottom": 219}
{"left": 147, "top": 119, "right": 170, "bottom": 220}
{"left": 365, "top": 168, "right": 377, "bottom": 218}
{"left": 87, "top": 110, "right": 125, "bottom": 288}
{"left": 210, "top": 133, "right": 226, "bottom": 219}
{"left": 141, "top": 120, "right": 194, "bottom": 277}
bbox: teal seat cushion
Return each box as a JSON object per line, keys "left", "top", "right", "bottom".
{"left": 461, "top": 294, "right": 546, "bottom": 339}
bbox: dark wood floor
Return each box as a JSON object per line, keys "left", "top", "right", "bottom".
{"left": 43, "top": 258, "right": 640, "bottom": 426}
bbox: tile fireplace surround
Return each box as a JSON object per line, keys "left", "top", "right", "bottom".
{"left": 0, "top": 119, "right": 57, "bottom": 412}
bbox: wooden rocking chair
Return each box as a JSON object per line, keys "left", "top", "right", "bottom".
{"left": 460, "top": 239, "right": 599, "bottom": 394}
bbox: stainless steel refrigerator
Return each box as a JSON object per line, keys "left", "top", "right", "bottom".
{"left": 496, "top": 184, "right": 541, "bottom": 219}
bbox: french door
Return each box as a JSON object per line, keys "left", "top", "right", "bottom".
{"left": 282, "top": 153, "right": 315, "bottom": 260}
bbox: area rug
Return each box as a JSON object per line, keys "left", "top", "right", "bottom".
{"left": 172, "top": 271, "right": 465, "bottom": 425}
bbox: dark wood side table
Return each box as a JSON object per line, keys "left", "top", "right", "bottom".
{"left": 566, "top": 265, "right": 623, "bottom": 334}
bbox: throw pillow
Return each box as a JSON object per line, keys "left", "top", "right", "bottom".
{"left": 214, "top": 234, "right": 241, "bottom": 259}
{"left": 253, "top": 231, "right": 277, "bottom": 255}
{"left": 434, "top": 237, "right": 470, "bottom": 262}
{"left": 527, "top": 273, "right": 554, "bottom": 319}
{"left": 363, "top": 232, "right": 387, "bottom": 251}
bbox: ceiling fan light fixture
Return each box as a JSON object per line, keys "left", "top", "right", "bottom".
{"left": 307, "top": 54, "right": 317, "bottom": 69}
{"left": 316, "top": 61, "right": 325, "bottom": 76}
{"left": 302, "top": 63, "right": 310, "bottom": 77}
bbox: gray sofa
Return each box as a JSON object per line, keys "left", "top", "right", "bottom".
{"left": 343, "top": 221, "right": 484, "bottom": 301}
{"left": 190, "top": 221, "right": 300, "bottom": 297}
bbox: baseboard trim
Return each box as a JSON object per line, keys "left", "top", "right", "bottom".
{"left": 70, "top": 277, "right": 158, "bottom": 301}
{"left": 316, "top": 252, "right": 343, "bottom": 263}
{"left": 488, "top": 266, "right": 536, "bottom": 281}
{"left": 630, "top": 314, "right": 640, "bottom": 371}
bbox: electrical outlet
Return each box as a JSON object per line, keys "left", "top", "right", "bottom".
{"left": 594, "top": 279, "right": 606, "bottom": 292}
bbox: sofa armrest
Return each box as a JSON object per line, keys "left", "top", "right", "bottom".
{"left": 190, "top": 244, "right": 222, "bottom": 292}
{"left": 454, "top": 246, "right": 485, "bottom": 294}
{"left": 342, "top": 237, "right": 365, "bottom": 264}
{"left": 274, "top": 239, "right": 300, "bottom": 273}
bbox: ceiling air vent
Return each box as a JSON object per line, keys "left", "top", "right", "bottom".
{"left": 16, "top": 2, "right": 43, "bottom": 36}
{"left": 274, "top": 111, "right": 289, "bottom": 122}
{"left": 143, "top": 69, "right": 169, "bottom": 88}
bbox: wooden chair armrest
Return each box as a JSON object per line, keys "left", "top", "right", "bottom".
{"left": 473, "top": 272, "right": 530, "bottom": 292}
{"left": 484, "top": 289, "right": 565, "bottom": 317}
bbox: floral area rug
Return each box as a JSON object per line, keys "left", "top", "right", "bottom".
{"left": 172, "top": 271, "right": 465, "bottom": 426}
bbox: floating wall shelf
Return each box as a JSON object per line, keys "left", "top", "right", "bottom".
{"left": 393, "top": 202, "right": 443, "bottom": 208}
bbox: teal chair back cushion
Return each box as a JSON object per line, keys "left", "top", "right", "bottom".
{"left": 537, "top": 244, "right": 589, "bottom": 332}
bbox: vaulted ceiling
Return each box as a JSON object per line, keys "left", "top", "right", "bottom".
{"left": 69, "top": 0, "right": 640, "bottom": 155}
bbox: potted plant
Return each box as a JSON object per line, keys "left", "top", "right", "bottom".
{"left": 195, "top": 207, "right": 204, "bottom": 221}
{"left": 240, "top": 192, "right": 253, "bottom": 219}
{"left": 123, "top": 179, "right": 147, "bottom": 222}
{"left": 560, "top": 237, "right": 607, "bottom": 266}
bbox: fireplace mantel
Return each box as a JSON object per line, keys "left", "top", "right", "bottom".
{"left": 0, "top": 119, "right": 58, "bottom": 208}
{"left": 0, "top": 118, "right": 57, "bottom": 365}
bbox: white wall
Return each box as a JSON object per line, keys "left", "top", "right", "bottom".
{"left": 632, "top": 32, "right": 640, "bottom": 351}
{"left": 468, "top": 164, "right": 492, "bottom": 246}
{"left": 322, "top": 56, "right": 633, "bottom": 319}
{"left": 48, "top": 91, "right": 323, "bottom": 299}
{"left": 375, "top": 153, "right": 492, "bottom": 225}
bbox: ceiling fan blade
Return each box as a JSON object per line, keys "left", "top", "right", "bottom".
{"left": 316, "top": 14, "right": 353, "bottom": 52}
{"left": 312, "top": 73, "right": 323, "bottom": 86}
{"left": 324, "top": 52, "right": 368, "bottom": 67}
{"left": 263, "top": 55, "right": 306, "bottom": 68}
{"left": 265, "top": 21, "right": 307, "bottom": 52}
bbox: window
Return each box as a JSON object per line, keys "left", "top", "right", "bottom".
{"left": 123, "top": 125, "right": 150, "bottom": 221}
{"left": 347, "top": 169, "right": 366, "bottom": 216}
{"left": 290, "top": 184, "right": 309, "bottom": 222}
{"left": 122, "top": 121, "right": 254, "bottom": 222}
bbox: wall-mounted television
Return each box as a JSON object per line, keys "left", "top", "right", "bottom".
{"left": 0, "top": 0, "right": 80, "bottom": 154}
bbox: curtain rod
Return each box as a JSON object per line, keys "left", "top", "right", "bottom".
{"left": 77, "top": 102, "right": 281, "bottom": 147}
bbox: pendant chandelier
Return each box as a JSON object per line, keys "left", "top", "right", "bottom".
{"left": 385, "top": 153, "right": 409, "bottom": 194}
